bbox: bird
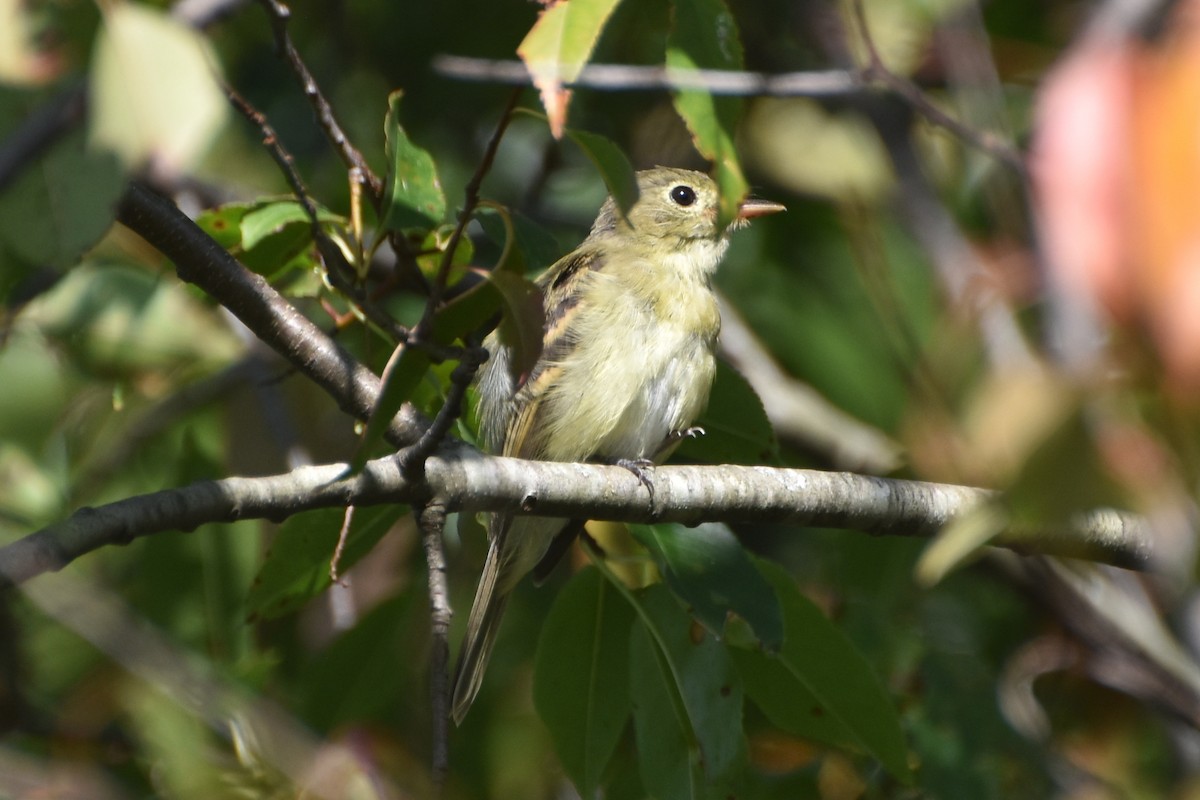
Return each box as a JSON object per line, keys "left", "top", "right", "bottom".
{"left": 451, "top": 166, "right": 784, "bottom": 724}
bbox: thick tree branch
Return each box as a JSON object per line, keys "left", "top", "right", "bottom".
{"left": 115, "top": 182, "right": 428, "bottom": 447}
{"left": 0, "top": 450, "right": 1154, "bottom": 587}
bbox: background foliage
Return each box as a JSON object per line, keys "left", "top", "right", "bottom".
{"left": 3, "top": 0, "right": 1200, "bottom": 798}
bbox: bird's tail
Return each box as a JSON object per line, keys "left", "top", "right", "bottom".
{"left": 451, "top": 536, "right": 510, "bottom": 725}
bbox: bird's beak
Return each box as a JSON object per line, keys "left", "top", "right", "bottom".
{"left": 737, "top": 197, "right": 786, "bottom": 221}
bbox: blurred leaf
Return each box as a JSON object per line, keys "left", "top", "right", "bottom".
{"left": 565, "top": 128, "right": 639, "bottom": 221}
{"left": 381, "top": 90, "right": 445, "bottom": 231}
{"left": 24, "top": 261, "right": 241, "bottom": 372}
{"left": 476, "top": 205, "right": 563, "bottom": 276}
{"left": 517, "top": 0, "right": 622, "bottom": 137}
{"left": 677, "top": 358, "right": 778, "bottom": 465}
{"left": 124, "top": 683, "right": 227, "bottom": 800}
{"left": 731, "top": 560, "right": 912, "bottom": 783}
{"left": 89, "top": 3, "right": 226, "bottom": 171}
{"left": 915, "top": 503, "right": 1008, "bottom": 587}
{"left": 534, "top": 567, "right": 635, "bottom": 796}
{"left": 629, "top": 522, "right": 782, "bottom": 650}
{"left": 297, "top": 592, "right": 418, "bottom": 729}
{"left": 0, "top": 1, "right": 51, "bottom": 84}
{"left": 0, "top": 98, "right": 124, "bottom": 280}
{"left": 628, "top": 584, "right": 748, "bottom": 799}
{"left": 245, "top": 506, "right": 403, "bottom": 621}
{"left": 350, "top": 344, "right": 432, "bottom": 471}
{"left": 744, "top": 98, "right": 892, "bottom": 202}
{"left": 667, "top": 0, "right": 748, "bottom": 227}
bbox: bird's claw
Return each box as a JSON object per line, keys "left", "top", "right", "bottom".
{"left": 616, "top": 457, "right": 656, "bottom": 500}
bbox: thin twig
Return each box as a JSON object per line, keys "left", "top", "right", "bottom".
{"left": 224, "top": 84, "right": 416, "bottom": 346}
{"left": 329, "top": 505, "right": 355, "bottom": 583}
{"left": 434, "top": 55, "right": 860, "bottom": 96}
{"left": 414, "top": 88, "right": 523, "bottom": 342}
{"left": 399, "top": 347, "right": 488, "bottom": 477}
{"left": 849, "top": 0, "right": 1026, "bottom": 174}
{"left": 255, "top": 0, "right": 383, "bottom": 207}
{"left": 434, "top": 51, "right": 1025, "bottom": 171}
{"left": 418, "top": 502, "right": 452, "bottom": 789}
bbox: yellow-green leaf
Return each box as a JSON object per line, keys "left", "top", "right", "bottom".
{"left": 89, "top": 3, "right": 227, "bottom": 171}
{"left": 517, "top": 0, "right": 623, "bottom": 137}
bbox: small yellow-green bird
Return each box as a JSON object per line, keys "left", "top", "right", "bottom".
{"left": 451, "top": 166, "right": 783, "bottom": 723}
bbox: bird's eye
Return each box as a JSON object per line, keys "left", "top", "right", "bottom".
{"left": 669, "top": 185, "right": 697, "bottom": 206}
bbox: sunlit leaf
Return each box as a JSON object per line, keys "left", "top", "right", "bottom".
{"left": 517, "top": 0, "right": 622, "bottom": 137}
{"left": 245, "top": 506, "right": 404, "bottom": 621}
{"left": 416, "top": 224, "right": 475, "bottom": 285}
{"left": 240, "top": 200, "right": 344, "bottom": 251}
{"left": 89, "top": 3, "right": 226, "bottom": 171}
{"left": 629, "top": 522, "right": 782, "bottom": 650}
{"left": 381, "top": 90, "right": 445, "bottom": 231}
{"left": 731, "top": 560, "right": 912, "bottom": 783}
{"left": 667, "top": 0, "right": 748, "bottom": 227}
{"left": 534, "top": 567, "right": 635, "bottom": 796}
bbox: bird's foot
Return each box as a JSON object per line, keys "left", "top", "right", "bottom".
{"left": 670, "top": 426, "right": 706, "bottom": 442}
{"left": 616, "top": 457, "right": 656, "bottom": 500}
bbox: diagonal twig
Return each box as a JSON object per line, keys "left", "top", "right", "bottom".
{"left": 255, "top": 0, "right": 383, "bottom": 207}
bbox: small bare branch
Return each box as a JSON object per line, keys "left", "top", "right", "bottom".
{"left": 414, "top": 88, "right": 523, "bottom": 341}
{"left": 418, "top": 502, "right": 452, "bottom": 788}
{"left": 255, "top": 0, "right": 383, "bottom": 206}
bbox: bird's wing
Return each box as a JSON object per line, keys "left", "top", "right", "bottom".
{"left": 502, "top": 246, "right": 605, "bottom": 461}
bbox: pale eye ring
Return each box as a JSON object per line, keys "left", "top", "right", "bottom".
{"left": 670, "top": 185, "right": 697, "bottom": 206}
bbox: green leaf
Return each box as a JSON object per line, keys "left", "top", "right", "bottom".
{"left": 477, "top": 206, "right": 564, "bottom": 276}
{"left": 381, "top": 90, "right": 445, "bottom": 231}
{"left": 485, "top": 268, "right": 545, "bottom": 387}
{"left": 534, "top": 567, "right": 635, "bottom": 796}
{"left": 89, "top": 3, "right": 226, "bottom": 171}
{"left": 416, "top": 224, "right": 475, "bottom": 285}
{"left": 667, "top": 0, "right": 749, "bottom": 227}
{"left": 0, "top": 93, "right": 124, "bottom": 280}
{"left": 195, "top": 200, "right": 339, "bottom": 287}
{"left": 628, "top": 585, "right": 747, "bottom": 799}
{"left": 565, "top": 129, "right": 640, "bottom": 221}
{"left": 517, "top": 0, "right": 623, "bottom": 136}
{"left": 350, "top": 344, "right": 432, "bottom": 471}
{"left": 195, "top": 203, "right": 250, "bottom": 250}
{"left": 629, "top": 522, "right": 782, "bottom": 650}
{"left": 240, "top": 200, "right": 343, "bottom": 251}
{"left": 245, "top": 506, "right": 403, "bottom": 621}
{"left": 431, "top": 279, "right": 504, "bottom": 344}
{"left": 731, "top": 559, "right": 912, "bottom": 783}
{"left": 297, "top": 591, "right": 418, "bottom": 729}
{"left": 677, "top": 358, "right": 779, "bottom": 465}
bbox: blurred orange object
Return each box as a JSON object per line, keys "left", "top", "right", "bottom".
{"left": 1033, "top": 2, "right": 1200, "bottom": 390}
